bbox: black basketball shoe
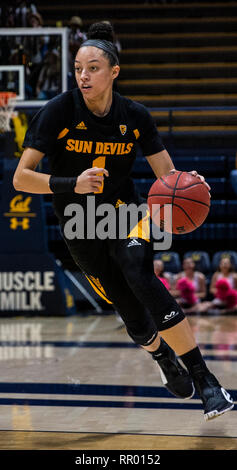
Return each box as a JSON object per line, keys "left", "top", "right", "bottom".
{"left": 152, "top": 339, "right": 195, "bottom": 399}
{"left": 191, "top": 364, "right": 234, "bottom": 421}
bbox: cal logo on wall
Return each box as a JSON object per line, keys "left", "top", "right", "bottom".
{"left": 0, "top": 160, "right": 47, "bottom": 253}
{"left": 4, "top": 194, "right": 35, "bottom": 230}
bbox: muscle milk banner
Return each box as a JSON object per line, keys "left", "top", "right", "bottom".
{"left": 0, "top": 159, "right": 76, "bottom": 315}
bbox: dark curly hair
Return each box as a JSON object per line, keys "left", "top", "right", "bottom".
{"left": 84, "top": 21, "right": 119, "bottom": 66}
{"left": 87, "top": 21, "right": 115, "bottom": 43}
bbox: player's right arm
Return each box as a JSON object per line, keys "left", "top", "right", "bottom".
{"left": 13, "top": 147, "right": 52, "bottom": 193}
{"left": 13, "top": 147, "right": 108, "bottom": 194}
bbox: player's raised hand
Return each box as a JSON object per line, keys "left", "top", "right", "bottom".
{"left": 74, "top": 167, "right": 109, "bottom": 194}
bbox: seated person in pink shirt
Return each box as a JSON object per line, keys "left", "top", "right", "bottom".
{"left": 171, "top": 257, "right": 207, "bottom": 312}
{"left": 153, "top": 259, "right": 171, "bottom": 291}
{"left": 209, "top": 257, "right": 237, "bottom": 311}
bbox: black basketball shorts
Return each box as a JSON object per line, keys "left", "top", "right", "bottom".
{"left": 64, "top": 234, "right": 185, "bottom": 346}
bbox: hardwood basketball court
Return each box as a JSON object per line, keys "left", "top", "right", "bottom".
{"left": 0, "top": 314, "right": 236, "bottom": 451}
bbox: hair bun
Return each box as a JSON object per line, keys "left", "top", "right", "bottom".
{"left": 87, "top": 21, "right": 115, "bottom": 43}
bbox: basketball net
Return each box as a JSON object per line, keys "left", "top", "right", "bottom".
{"left": 0, "top": 92, "right": 17, "bottom": 133}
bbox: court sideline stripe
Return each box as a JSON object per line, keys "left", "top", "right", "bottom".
{"left": 0, "top": 382, "right": 236, "bottom": 400}
{"left": 0, "top": 340, "right": 236, "bottom": 350}
{"left": 0, "top": 397, "right": 215, "bottom": 409}
{"left": 1, "top": 429, "right": 236, "bottom": 440}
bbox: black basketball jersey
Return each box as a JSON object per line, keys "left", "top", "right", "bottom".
{"left": 23, "top": 88, "right": 164, "bottom": 223}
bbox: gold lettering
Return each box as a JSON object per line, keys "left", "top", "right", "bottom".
{"left": 66, "top": 139, "right": 75, "bottom": 151}
{"left": 110, "top": 143, "right": 118, "bottom": 155}
{"left": 10, "top": 195, "right": 32, "bottom": 213}
{"left": 83, "top": 141, "right": 92, "bottom": 153}
{"left": 125, "top": 143, "right": 133, "bottom": 154}
{"left": 95, "top": 142, "right": 104, "bottom": 154}
{"left": 121, "top": 143, "right": 126, "bottom": 154}
{"left": 117, "top": 143, "right": 122, "bottom": 155}
{"left": 103, "top": 142, "right": 111, "bottom": 155}
{"left": 66, "top": 139, "right": 134, "bottom": 156}
{"left": 74, "top": 140, "right": 83, "bottom": 153}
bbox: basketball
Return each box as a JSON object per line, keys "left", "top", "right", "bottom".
{"left": 147, "top": 171, "right": 211, "bottom": 234}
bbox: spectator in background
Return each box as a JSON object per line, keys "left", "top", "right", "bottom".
{"left": 26, "top": 11, "right": 49, "bottom": 60}
{"left": 210, "top": 257, "right": 237, "bottom": 295}
{"left": 27, "top": 11, "right": 43, "bottom": 28}
{"left": 24, "top": 11, "right": 49, "bottom": 98}
{"left": 171, "top": 257, "right": 207, "bottom": 313}
{"left": 2, "top": 7, "right": 15, "bottom": 27}
{"left": 68, "top": 16, "right": 87, "bottom": 68}
{"left": 207, "top": 257, "right": 237, "bottom": 313}
{"left": 15, "top": 1, "right": 37, "bottom": 26}
{"left": 153, "top": 259, "right": 171, "bottom": 291}
{"left": 36, "top": 49, "right": 60, "bottom": 100}
{"left": 3, "top": 1, "right": 38, "bottom": 27}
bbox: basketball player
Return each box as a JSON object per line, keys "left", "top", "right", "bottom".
{"left": 13, "top": 22, "right": 234, "bottom": 420}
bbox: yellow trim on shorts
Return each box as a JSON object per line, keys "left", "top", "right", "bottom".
{"left": 85, "top": 275, "right": 113, "bottom": 304}
{"left": 127, "top": 209, "right": 150, "bottom": 242}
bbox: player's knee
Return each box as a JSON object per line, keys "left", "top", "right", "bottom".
{"left": 125, "top": 320, "right": 157, "bottom": 346}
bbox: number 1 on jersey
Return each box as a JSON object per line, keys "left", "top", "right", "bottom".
{"left": 93, "top": 156, "right": 106, "bottom": 194}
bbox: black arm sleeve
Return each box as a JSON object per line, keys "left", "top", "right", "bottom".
{"left": 136, "top": 105, "right": 165, "bottom": 157}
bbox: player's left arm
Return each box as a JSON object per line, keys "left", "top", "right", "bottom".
{"left": 146, "top": 150, "right": 211, "bottom": 191}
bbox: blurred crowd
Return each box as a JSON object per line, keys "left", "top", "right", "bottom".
{"left": 154, "top": 255, "right": 237, "bottom": 315}
{"left": 0, "top": 2, "right": 91, "bottom": 100}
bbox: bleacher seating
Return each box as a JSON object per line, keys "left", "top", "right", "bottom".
{"left": 183, "top": 251, "right": 211, "bottom": 274}
{"left": 212, "top": 251, "right": 237, "bottom": 271}
{"left": 230, "top": 169, "right": 237, "bottom": 196}
{"left": 132, "top": 155, "right": 228, "bottom": 178}
{"left": 227, "top": 200, "right": 237, "bottom": 221}
{"left": 153, "top": 251, "right": 181, "bottom": 274}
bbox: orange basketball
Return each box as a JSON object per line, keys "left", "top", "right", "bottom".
{"left": 147, "top": 171, "right": 211, "bottom": 234}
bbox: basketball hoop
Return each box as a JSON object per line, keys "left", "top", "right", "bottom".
{"left": 0, "top": 92, "right": 17, "bottom": 133}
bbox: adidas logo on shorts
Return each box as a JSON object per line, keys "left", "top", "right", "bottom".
{"left": 127, "top": 239, "right": 142, "bottom": 248}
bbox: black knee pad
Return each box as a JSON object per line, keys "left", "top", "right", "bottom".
{"left": 156, "top": 300, "right": 186, "bottom": 331}
{"left": 115, "top": 307, "right": 158, "bottom": 346}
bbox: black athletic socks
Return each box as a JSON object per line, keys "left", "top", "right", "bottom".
{"left": 148, "top": 337, "right": 195, "bottom": 399}
{"left": 150, "top": 342, "right": 209, "bottom": 375}
{"left": 180, "top": 346, "right": 209, "bottom": 374}
{"left": 149, "top": 337, "right": 169, "bottom": 361}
